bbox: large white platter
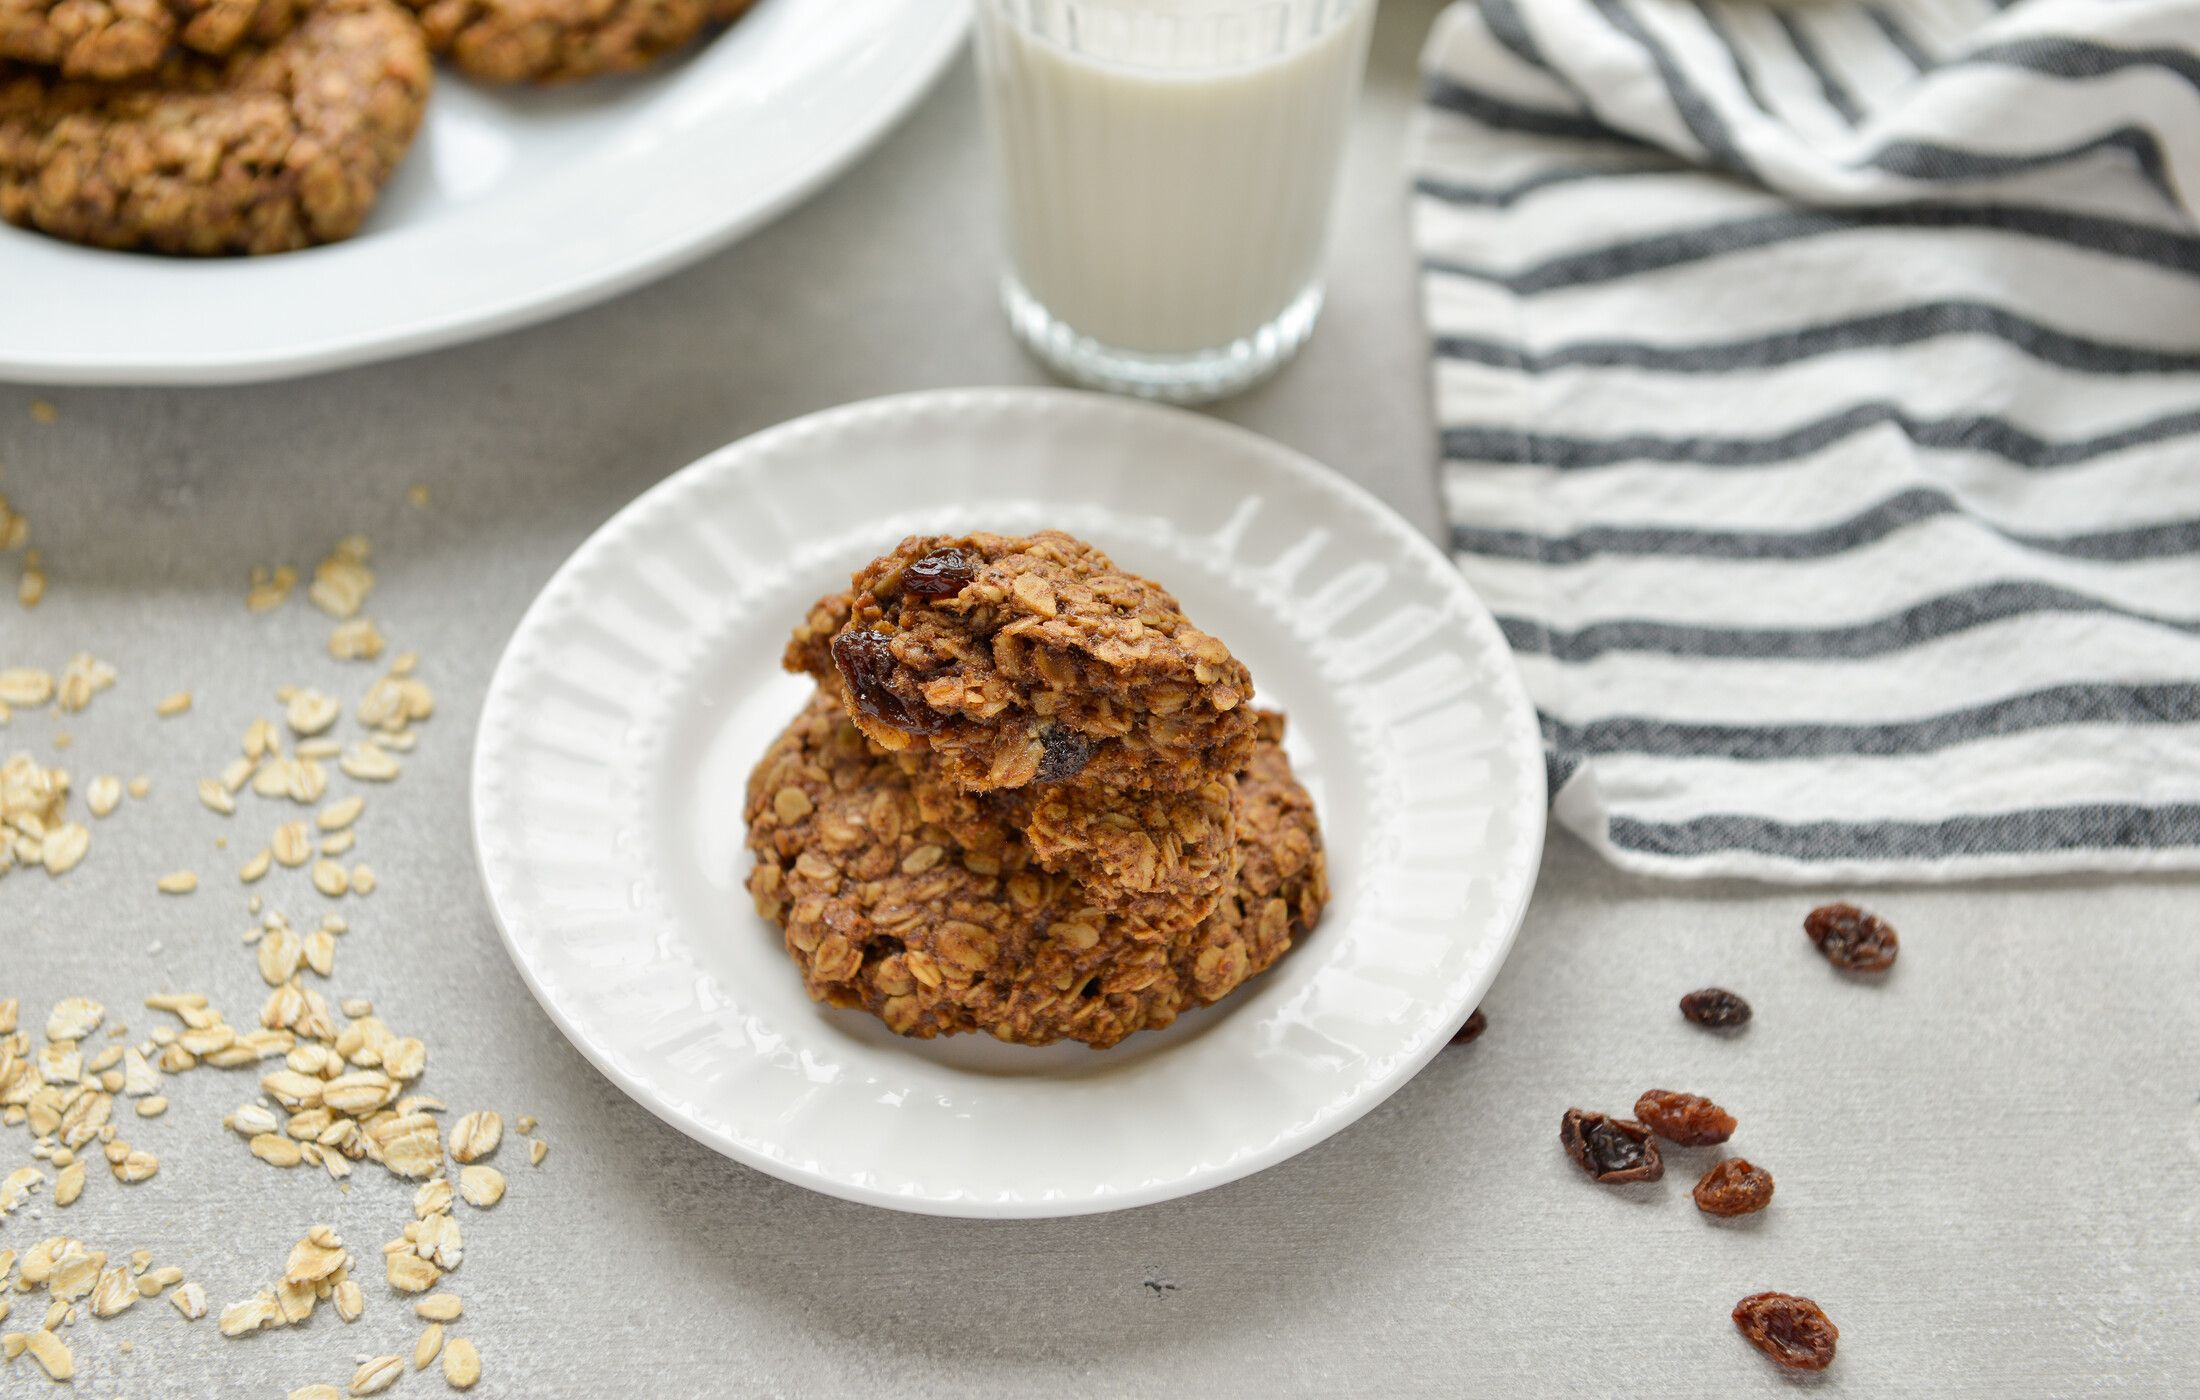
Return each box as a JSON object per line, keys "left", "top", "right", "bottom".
{"left": 471, "top": 387, "right": 1547, "bottom": 1217}
{"left": 0, "top": 0, "right": 966, "bottom": 385}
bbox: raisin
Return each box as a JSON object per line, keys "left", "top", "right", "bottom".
{"left": 1679, "top": 987, "right": 1751, "bottom": 1029}
{"left": 830, "top": 629, "right": 944, "bottom": 736}
{"left": 1634, "top": 1089, "right": 1737, "bottom": 1147}
{"left": 1450, "top": 1006, "right": 1487, "bottom": 1045}
{"left": 1559, "top": 1109, "right": 1662, "bottom": 1184}
{"left": 901, "top": 547, "right": 976, "bottom": 601}
{"left": 1732, "top": 1292, "right": 1837, "bottom": 1371}
{"left": 1805, "top": 901, "right": 1898, "bottom": 972}
{"left": 1034, "top": 726, "right": 1093, "bottom": 783}
{"left": 1693, "top": 1158, "right": 1774, "bottom": 1216}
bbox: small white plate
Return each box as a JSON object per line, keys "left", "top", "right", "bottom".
{"left": 471, "top": 387, "right": 1546, "bottom": 1217}
{"left": 0, "top": 0, "right": 965, "bottom": 385}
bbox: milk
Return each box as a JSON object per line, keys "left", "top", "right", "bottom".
{"left": 975, "top": 0, "right": 1374, "bottom": 362}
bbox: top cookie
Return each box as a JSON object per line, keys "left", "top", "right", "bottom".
{"left": 0, "top": 0, "right": 295, "bottom": 81}
{"left": 786, "top": 530, "right": 1258, "bottom": 794}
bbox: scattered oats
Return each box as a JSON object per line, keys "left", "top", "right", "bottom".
{"left": 334, "top": 1277, "right": 365, "bottom": 1323}
{"left": 513, "top": 1115, "right": 536, "bottom": 1135}
{"left": 219, "top": 1290, "right": 277, "bottom": 1337}
{"left": 382, "top": 1037, "right": 426, "bottom": 1081}
{"left": 126, "top": 775, "right": 150, "bottom": 799}
{"left": 153, "top": 690, "right": 194, "bottom": 718}
{"left": 447, "top": 1111, "right": 500, "bottom": 1164}
{"left": 341, "top": 998, "right": 374, "bottom": 1018}
{"left": 54, "top": 652, "right": 116, "bottom": 713}
{"left": 241, "top": 848, "right": 274, "bottom": 883}
{"left": 408, "top": 484, "right": 430, "bottom": 508}
{"left": 220, "top": 756, "right": 257, "bottom": 793}
{"left": 16, "top": 556, "right": 44, "bottom": 609}
{"left": 305, "top": 929, "right": 337, "bottom": 977}
{"left": 45, "top": 996, "right": 102, "bottom": 1040}
{"left": 311, "top": 858, "right": 349, "bottom": 897}
{"left": 39, "top": 821, "right": 88, "bottom": 874}
{"left": 294, "top": 1387, "right": 343, "bottom": 1400}
{"left": 321, "top": 830, "right": 356, "bottom": 857}
{"left": 251, "top": 1134, "right": 303, "bottom": 1168}
{"left": 171, "top": 1282, "right": 207, "bottom": 1320}
{"left": 87, "top": 1043, "right": 123, "bottom": 1072}
{"left": 296, "top": 738, "right": 341, "bottom": 759}
{"left": 28, "top": 399, "right": 57, "bottom": 423}
{"left": 415, "top": 1294, "right": 461, "bottom": 1322}
{"left": 310, "top": 537, "right": 375, "bottom": 620}
{"left": 456, "top": 1167, "right": 504, "bottom": 1209}
{"left": 370, "top": 1114, "right": 443, "bottom": 1179}
{"left": 285, "top": 689, "right": 341, "bottom": 737}
{"left": 156, "top": 870, "right": 198, "bottom": 895}
{"left": 0, "top": 1165, "right": 42, "bottom": 1213}
{"left": 246, "top": 564, "right": 298, "bottom": 613}
{"left": 414, "top": 1321, "right": 445, "bottom": 1370}
{"left": 90, "top": 1265, "right": 137, "bottom": 1318}
{"left": 529, "top": 1138, "right": 547, "bottom": 1167}
{"left": 121, "top": 1047, "right": 158, "bottom": 1095}
{"left": 413, "top": 1180, "right": 454, "bottom": 1218}
{"left": 317, "top": 796, "right": 365, "bottom": 831}
{"left": 85, "top": 774, "right": 121, "bottom": 817}
{"left": 329, "top": 617, "right": 387, "bottom": 662}
{"left": 22, "top": 1326, "right": 71, "bottom": 1381}
{"left": 385, "top": 1251, "right": 438, "bottom": 1294}
{"left": 198, "top": 778, "right": 238, "bottom": 815}
{"left": 350, "top": 1353, "right": 404, "bottom": 1395}
{"left": 115, "top": 1149, "right": 158, "bottom": 1182}
{"left": 351, "top": 863, "right": 377, "bottom": 895}
{"left": 338, "top": 741, "right": 398, "bottom": 782}
{"left": 49, "top": 730, "right": 70, "bottom": 749}
{"left": 442, "top": 1335, "right": 481, "bottom": 1390}
{"left": 135, "top": 1096, "right": 167, "bottom": 1118}
{"left": 322, "top": 1070, "right": 393, "bottom": 1117}
{"left": 51, "top": 1161, "right": 83, "bottom": 1206}
{"left": 273, "top": 821, "right": 313, "bottom": 867}
{"left": 0, "top": 667, "right": 55, "bottom": 707}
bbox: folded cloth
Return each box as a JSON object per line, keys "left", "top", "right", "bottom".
{"left": 1410, "top": 0, "right": 2200, "bottom": 882}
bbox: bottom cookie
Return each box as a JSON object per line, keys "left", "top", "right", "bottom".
{"left": 0, "top": 0, "right": 430, "bottom": 254}
{"left": 745, "top": 691, "right": 1327, "bottom": 1050}
{"left": 400, "top": 0, "right": 754, "bottom": 85}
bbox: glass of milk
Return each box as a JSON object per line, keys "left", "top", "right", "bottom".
{"left": 973, "top": 0, "right": 1376, "bottom": 403}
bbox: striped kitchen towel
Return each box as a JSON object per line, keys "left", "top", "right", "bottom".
{"left": 1410, "top": 0, "right": 2200, "bottom": 881}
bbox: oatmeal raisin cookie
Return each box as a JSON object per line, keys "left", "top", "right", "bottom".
{"left": 744, "top": 691, "right": 1324, "bottom": 1049}
{"left": 0, "top": 0, "right": 429, "bottom": 254}
{"left": 786, "top": 530, "right": 1258, "bottom": 794}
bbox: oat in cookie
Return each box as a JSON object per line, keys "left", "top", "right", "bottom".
{"left": 0, "top": 0, "right": 295, "bottom": 81}
{"left": 786, "top": 530, "right": 1258, "bottom": 794}
{"left": 0, "top": 0, "right": 430, "bottom": 255}
{"left": 399, "top": 0, "right": 753, "bottom": 84}
{"left": 744, "top": 691, "right": 1324, "bottom": 1049}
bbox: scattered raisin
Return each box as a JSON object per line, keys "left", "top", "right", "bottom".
{"left": 1732, "top": 1292, "right": 1837, "bottom": 1371}
{"left": 830, "top": 629, "right": 945, "bottom": 735}
{"left": 901, "top": 547, "right": 976, "bottom": 600}
{"left": 1034, "top": 726, "right": 1094, "bottom": 782}
{"left": 1679, "top": 987, "right": 1751, "bottom": 1029}
{"left": 1693, "top": 1158, "right": 1774, "bottom": 1216}
{"left": 1634, "top": 1089, "right": 1737, "bottom": 1147}
{"left": 1559, "top": 1109, "right": 1662, "bottom": 1184}
{"left": 1450, "top": 1007, "right": 1487, "bottom": 1045}
{"left": 1805, "top": 901, "right": 1898, "bottom": 972}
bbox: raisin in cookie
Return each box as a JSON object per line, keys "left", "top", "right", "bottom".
{"left": 744, "top": 692, "right": 1324, "bottom": 1049}
{"left": 399, "top": 0, "right": 752, "bottom": 84}
{"left": 785, "top": 530, "right": 1258, "bottom": 793}
{"left": 0, "top": 0, "right": 429, "bottom": 254}
{"left": 0, "top": 0, "right": 295, "bottom": 81}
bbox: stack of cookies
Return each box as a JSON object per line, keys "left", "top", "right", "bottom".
{"left": 0, "top": 0, "right": 757, "bottom": 254}
{"left": 745, "top": 529, "right": 1329, "bottom": 1050}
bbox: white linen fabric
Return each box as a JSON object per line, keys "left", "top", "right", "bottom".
{"left": 1411, "top": 0, "right": 2200, "bottom": 880}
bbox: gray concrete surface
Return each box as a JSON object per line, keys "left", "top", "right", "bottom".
{"left": 3, "top": 3, "right": 2195, "bottom": 1394}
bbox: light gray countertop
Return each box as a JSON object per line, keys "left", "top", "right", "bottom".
{"left": 4, "top": 4, "right": 2195, "bottom": 1394}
